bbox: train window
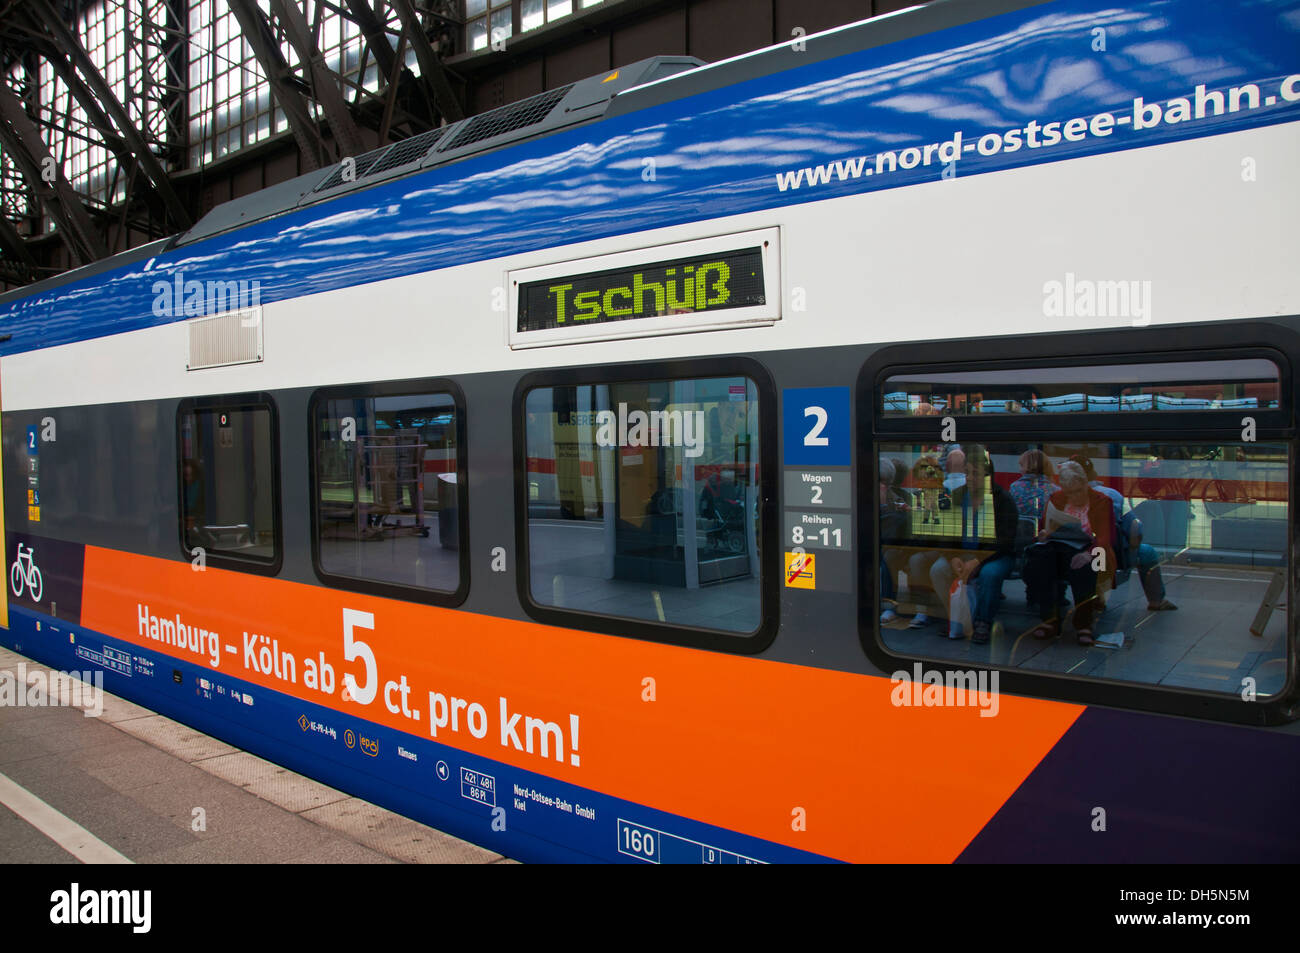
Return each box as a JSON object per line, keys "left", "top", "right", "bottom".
{"left": 867, "top": 336, "right": 1297, "bottom": 721}
{"left": 178, "top": 395, "right": 281, "bottom": 573}
{"left": 519, "top": 367, "right": 775, "bottom": 651}
{"left": 883, "top": 358, "right": 1280, "bottom": 416}
{"left": 877, "top": 439, "right": 1289, "bottom": 697}
{"left": 309, "top": 381, "right": 467, "bottom": 606}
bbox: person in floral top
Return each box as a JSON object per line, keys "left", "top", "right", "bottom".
{"left": 1008, "top": 449, "right": 1059, "bottom": 527}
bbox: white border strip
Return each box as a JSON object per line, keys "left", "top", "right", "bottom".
{"left": 613, "top": 6, "right": 917, "bottom": 96}
{"left": 0, "top": 770, "right": 132, "bottom": 864}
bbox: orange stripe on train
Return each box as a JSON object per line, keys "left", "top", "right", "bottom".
{"left": 79, "top": 545, "right": 1082, "bottom": 862}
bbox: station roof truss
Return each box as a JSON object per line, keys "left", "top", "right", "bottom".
{"left": 0, "top": 0, "right": 467, "bottom": 285}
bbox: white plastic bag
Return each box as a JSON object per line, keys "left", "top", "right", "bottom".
{"left": 949, "top": 579, "right": 974, "bottom": 639}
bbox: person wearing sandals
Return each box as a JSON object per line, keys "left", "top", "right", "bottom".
{"left": 1070, "top": 453, "right": 1178, "bottom": 612}
{"left": 1024, "top": 460, "right": 1117, "bottom": 645}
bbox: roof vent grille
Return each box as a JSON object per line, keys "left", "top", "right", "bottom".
{"left": 313, "top": 148, "right": 387, "bottom": 192}
{"left": 367, "top": 127, "right": 447, "bottom": 175}
{"left": 313, "top": 127, "right": 450, "bottom": 194}
{"left": 440, "top": 85, "right": 572, "bottom": 152}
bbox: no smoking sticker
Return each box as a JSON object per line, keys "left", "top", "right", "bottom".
{"left": 784, "top": 551, "right": 815, "bottom": 589}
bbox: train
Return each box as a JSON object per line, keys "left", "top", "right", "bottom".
{"left": 2, "top": 0, "right": 1298, "bottom": 863}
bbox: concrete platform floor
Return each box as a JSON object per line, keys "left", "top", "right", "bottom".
{"left": 0, "top": 645, "right": 513, "bottom": 864}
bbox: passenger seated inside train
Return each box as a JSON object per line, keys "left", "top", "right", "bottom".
{"left": 1008, "top": 449, "right": 1058, "bottom": 526}
{"left": 1023, "top": 460, "right": 1115, "bottom": 645}
{"left": 876, "top": 372, "right": 1287, "bottom": 697}
{"left": 1069, "top": 453, "right": 1176, "bottom": 612}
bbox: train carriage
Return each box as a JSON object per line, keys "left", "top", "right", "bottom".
{"left": 1, "top": 0, "right": 1298, "bottom": 863}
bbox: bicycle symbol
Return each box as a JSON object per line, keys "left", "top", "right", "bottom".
{"left": 10, "top": 543, "right": 43, "bottom": 602}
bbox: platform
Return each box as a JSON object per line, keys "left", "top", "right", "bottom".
{"left": 0, "top": 645, "right": 512, "bottom": 864}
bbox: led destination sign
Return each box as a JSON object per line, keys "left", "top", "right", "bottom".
{"left": 517, "top": 246, "right": 766, "bottom": 333}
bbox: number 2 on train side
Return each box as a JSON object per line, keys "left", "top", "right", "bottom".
{"left": 803, "top": 406, "right": 829, "bottom": 446}
{"left": 782, "top": 387, "right": 849, "bottom": 467}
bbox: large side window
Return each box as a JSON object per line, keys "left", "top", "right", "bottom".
{"left": 310, "top": 381, "right": 467, "bottom": 605}
{"left": 178, "top": 394, "right": 281, "bottom": 572}
{"left": 518, "top": 363, "right": 775, "bottom": 652}
{"left": 865, "top": 342, "right": 1295, "bottom": 722}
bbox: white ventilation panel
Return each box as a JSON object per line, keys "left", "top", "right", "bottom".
{"left": 187, "top": 309, "right": 263, "bottom": 370}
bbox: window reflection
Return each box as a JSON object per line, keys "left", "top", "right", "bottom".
{"left": 883, "top": 359, "right": 1280, "bottom": 416}
{"left": 315, "top": 392, "right": 460, "bottom": 593}
{"left": 180, "top": 405, "right": 277, "bottom": 562}
{"left": 526, "top": 377, "right": 761, "bottom": 634}
{"left": 877, "top": 440, "right": 1288, "bottom": 697}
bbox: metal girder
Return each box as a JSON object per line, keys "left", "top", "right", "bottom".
{"left": 0, "top": 79, "right": 107, "bottom": 265}
{"left": 148, "top": 0, "right": 190, "bottom": 171}
{"left": 24, "top": 0, "right": 192, "bottom": 229}
{"left": 317, "top": 1, "right": 436, "bottom": 136}
{"left": 29, "top": 48, "right": 171, "bottom": 224}
{"left": 245, "top": 0, "right": 453, "bottom": 149}
{"left": 377, "top": 32, "right": 408, "bottom": 143}
{"left": 340, "top": 0, "right": 398, "bottom": 81}
{"left": 389, "top": 0, "right": 464, "bottom": 123}
{"left": 0, "top": 210, "right": 38, "bottom": 271}
{"left": 224, "top": 0, "right": 331, "bottom": 170}
{"left": 269, "top": 0, "right": 368, "bottom": 159}
{"left": 39, "top": 53, "right": 128, "bottom": 154}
